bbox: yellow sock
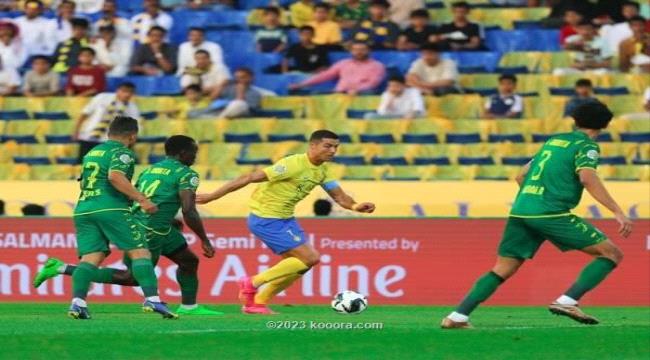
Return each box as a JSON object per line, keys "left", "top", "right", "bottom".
{"left": 255, "top": 274, "right": 302, "bottom": 305}
{"left": 252, "top": 257, "right": 308, "bottom": 287}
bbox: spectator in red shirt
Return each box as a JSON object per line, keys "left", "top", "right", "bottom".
{"left": 560, "top": 8, "right": 585, "bottom": 45}
{"left": 66, "top": 47, "right": 106, "bottom": 96}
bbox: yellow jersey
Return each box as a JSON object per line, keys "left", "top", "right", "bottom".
{"left": 249, "top": 154, "right": 339, "bottom": 219}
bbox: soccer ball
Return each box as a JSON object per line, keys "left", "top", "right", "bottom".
{"left": 331, "top": 290, "right": 368, "bottom": 314}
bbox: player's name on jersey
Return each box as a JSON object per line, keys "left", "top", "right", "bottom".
{"left": 80, "top": 189, "right": 103, "bottom": 200}
{"left": 522, "top": 185, "right": 545, "bottom": 195}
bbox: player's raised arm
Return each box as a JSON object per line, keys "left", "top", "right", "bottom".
{"left": 579, "top": 169, "right": 633, "bottom": 238}
{"left": 180, "top": 189, "right": 214, "bottom": 258}
{"left": 196, "top": 169, "right": 268, "bottom": 204}
{"left": 326, "top": 186, "right": 375, "bottom": 213}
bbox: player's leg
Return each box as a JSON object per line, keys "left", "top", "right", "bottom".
{"left": 544, "top": 216, "right": 622, "bottom": 324}
{"left": 442, "top": 217, "right": 543, "bottom": 329}
{"left": 254, "top": 253, "right": 304, "bottom": 306}
{"left": 164, "top": 242, "right": 224, "bottom": 316}
{"left": 34, "top": 258, "right": 138, "bottom": 288}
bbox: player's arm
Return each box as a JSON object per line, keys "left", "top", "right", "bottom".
{"left": 196, "top": 169, "right": 268, "bottom": 204}
{"left": 179, "top": 189, "right": 214, "bottom": 258}
{"left": 325, "top": 186, "right": 375, "bottom": 213}
{"left": 108, "top": 171, "right": 158, "bottom": 214}
{"left": 579, "top": 169, "right": 632, "bottom": 238}
{"left": 515, "top": 161, "right": 531, "bottom": 187}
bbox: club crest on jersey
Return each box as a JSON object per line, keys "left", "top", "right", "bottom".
{"left": 190, "top": 176, "right": 199, "bottom": 187}
{"left": 274, "top": 164, "right": 287, "bottom": 174}
{"left": 120, "top": 154, "right": 132, "bottom": 164}
{"left": 586, "top": 150, "right": 599, "bottom": 160}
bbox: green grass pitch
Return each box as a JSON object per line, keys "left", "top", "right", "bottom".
{"left": 1, "top": 303, "right": 648, "bottom": 359}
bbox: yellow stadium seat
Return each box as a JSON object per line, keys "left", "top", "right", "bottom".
{"left": 384, "top": 165, "right": 435, "bottom": 181}
{"left": 141, "top": 119, "right": 186, "bottom": 138}
{"left": 211, "top": 164, "right": 260, "bottom": 180}
{"left": 8, "top": 163, "right": 31, "bottom": 180}
{"left": 499, "top": 52, "right": 546, "bottom": 72}
{"left": 4, "top": 120, "right": 45, "bottom": 139}
{"left": 636, "top": 143, "right": 650, "bottom": 164}
{"left": 0, "top": 120, "right": 5, "bottom": 135}
{"left": 373, "top": 144, "right": 421, "bottom": 164}
{"left": 539, "top": 53, "right": 573, "bottom": 73}
{"left": 43, "top": 120, "right": 75, "bottom": 136}
{"left": 30, "top": 165, "right": 76, "bottom": 180}
{"left": 243, "top": 143, "right": 296, "bottom": 163}
{"left": 429, "top": 94, "right": 482, "bottom": 119}
{"left": 261, "top": 96, "right": 307, "bottom": 118}
{"left": 447, "top": 119, "right": 489, "bottom": 142}
{"left": 474, "top": 165, "right": 520, "bottom": 180}
{"left": 600, "top": 143, "right": 638, "bottom": 164}
{"left": 600, "top": 165, "right": 650, "bottom": 181}
{"left": 267, "top": 119, "right": 323, "bottom": 141}
{"left": 184, "top": 119, "right": 221, "bottom": 143}
{"left": 361, "top": 120, "right": 407, "bottom": 142}
{"left": 472, "top": 8, "right": 550, "bottom": 29}
{"left": 305, "top": 94, "right": 351, "bottom": 120}
{"left": 0, "top": 164, "right": 11, "bottom": 179}
{"left": 458, "top": 74, "right": 497, "bottom": 90}
{"left": 610, "top": 74, "right": 650, "bottom": 94}
{"left": 601, "top": 95, "right": 646, "bottom": 116}
{"left": 336, "top": 143, "right": 379, "bottom": 163}
{"left": 133, "top": 144, "right": 153, "bottom": 164}
{"left": 430, "top": 165, "right": 474, "bottom": 180}
{"left": 414, "top": 144, "right": 454, "bottom": 164}
{"left": 44, "top": 97, "right": 90, "bottom": 119}
{"left": 222, "top": 118, "right": 276, "bottom": 142}
{"left": 322, "top": 119, "right": 360, "bottom": 142}
{"left": 342, "top": 165, "right": 387, "bottom": 180}
{"left": 197, "top": 143, "right": 242, "bottom": 166}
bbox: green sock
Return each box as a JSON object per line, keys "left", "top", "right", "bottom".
{"left": 93, "top": 268, "right": 118, "bottom": 284}
{"left": 565, "top": 257, "right": 617, "bottom": 301}
{"left": 176, "top": 270, "right": 198, "bottom": 305}
{"left": 131, "top": 258, "right": 159, "bottom": 297}
{"left": 456, "top": 271, "right": 504, "bottom": 316}
{"left": 72, "top": 262, "right": 98, "bottom": 300}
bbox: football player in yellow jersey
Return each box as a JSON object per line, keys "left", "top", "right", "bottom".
{"left": 198, "top": 130, "right": 375, "bottom": 314}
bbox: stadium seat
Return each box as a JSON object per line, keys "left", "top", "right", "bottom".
{"left": 446, "top": 133, "right": 482, "bottom": 144}
{"left": 223, "top": 119, "right": 275, "bottom": 143}
{"left": 445, "top": 52, "right": 501, "bottom": 72}
{"left": 0, "top": 110, "right": 30, "bottom": 120}
{"left": 413, "top": 144, "right": 452, "bottom": 165}
{"left": 1, "top": 135, "right": 38, "bottom": 144}
{"left": 267, "top": 119, "right": 319, "bottom": 142}
{"left": 371, "top": 144, "right": 420, "bottom": 165}
{"left": 633, "top": 143, "right": 650, "bottom": 164}
{"left": 45, "top": 135, "right": 73, "bottom": 144}
{"left": 13, "top": 156, "right": 50, "bottom": 165}
{"left": 153, "top": 76, "right": 182, "bottom": 96}
{"left": 474, "top": 165, "right": 520, "bottom": 180}
{"left": 346, "top": 110, "right": 372, "bottom": 119}
{"left": 33, "top": 112, "right": 70, "bottom": 120}
{"left": 594, "top": 87, "right": 629, "bottom": 95}
{"left": 430, "top": 165, "right": 472, "bottom": 180}
{"left": 204, "top": 10, "right": 249, "bottom": 30}
{"left": 342, "top": 165, "right": 386, "bottom": 180}
{"left": 196, "top": 143, "right": 242, "bottom": 166}
{"left": 383, "top": 165, "right": 434, "bottom": 181}
{"left": 254, "top": 75, "right": 293, "bottom": 96}
{"left": 620, "top": 133, "right": 650, "bottom": 143}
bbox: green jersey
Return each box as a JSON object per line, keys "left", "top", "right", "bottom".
{"left": 132, "top": 158, "right": 200, "bottom": 231}
{"left": 74, "top": 140, "right": 136, "bottom": 216}
{"left": 510, "top": 131, "right": 600, "bottom": 217}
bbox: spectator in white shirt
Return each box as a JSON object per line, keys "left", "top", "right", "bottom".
{"left": 365, "top": 75, "right": 425, "bottom": 119}
{"left": 23, "top": 55, "right": 61, "bottom": 97}
{"left": 180, "top": 49, "right": 231, "bottom": 99}
{"left": 176, "top": 27, "right": 224, "bottom": 76}
{"left": 13, "top": 0, "right": 53, "bottom": 56}
{"left": 93, "top": 0, "right": 132, "bottom": 42}
{"left": 406, "top": 43, "right": 459, "bottom": 96}
{"left": 483, "top": 74, "right": 523, "bottom": 119}
{"left": 73, "top": 81, "right": 140, "bottom": 161}
{"left": 621, "top": 86, "right": 650, "bottom": 121}
{"left": 388, "top": 0, "right": 425, "bottom": 28}
{"left": 554, "top": 20, "right": 613, "bottom": 75}
{"left": 130, "top": 0, "right": 173, "bottom": 44}
{"left": 92, "top": 24, "right": 133, "bottom": 76}
{"left": 0, "top": 21, "right": 27, "bottom": 70}
{"left": 0, "top": 57, "right": 21, "bottom": 95}
{"left": 47, "top": 0, "right": 76, "bottom": 45}
{"left": 72, "top": 0, "right": 105, "bottom": 14}
{"left": 600, "top": 1, "right": 644, "bottom": 54}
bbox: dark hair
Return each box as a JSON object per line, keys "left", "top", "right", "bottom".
{"left": 98, "top": 24, "right": 116, "bottom": 33}
{"left": 622, "top": 1, "right": 640, "bottom": 10}
{"left": 299, "top": 25, "right": 315, "bottom": 33}
{"left": 165, "top": 135, "right": 197, "bottom": 156}
{"left": 108, "top": 116, "right": 139, "bottom": 136}
{"left": 451, "top": 1, "right": 470, "bottom": 10}
{"left": 148, "top": 25, "right": 167, "bottom": 35}
{"left": 310, "top": 130, "right": 339, "bottom": 142}
{"left": 628, "top": 15, "right": 647, "bottom": 24}
{"left": 235, "top": 67, "right": 254, "bottom": 76}
{"left": 410, "top": 9, "right": 430, "bottom": 19}
{"left": 563, "top": 7, "right": 584, "bottom": 15}
{"left": 194, "top": 49, "right": 210, "bottom": 57}
{"left": 314, "top": 3, "right": 331, "bottom": 11}
{"left": 577, "top": 19, "right": 594, "bottom": 27}
{"left": 70, "top": 18, "right": 89, "bottom": 28}
{"left": 184, "top": 84, "right": 202, "bottom": 93}
{"left": 388, "top": 74, "right": 405, "bottom": 83}
{"left": 188, "top": 27, "right": 205, "bottom": 33}
{"left": 117, "top": 81, "right": 136, "bottom": 90}
{"left": 263, "top": 6, "right": 280, "bottom": 16}
{"left": 420, "top": 42, "right": 441, "bottom": 52}
{"left": 575, "top": 78, "right": 593, "bottom": 88}
{"left": 79, "top": 47, "right": 96, "bottom": 56}
{"left": 572, "top": 101, "right": 613, "bottom": 130}
{"left": 313, "top": 199, "right": 332, "bottom": 216}
{"left": 32, "top": 55, "right": 51, "bottom": 64}
{"left": 60, "top": 0, "right": 75, "bottom": 7}
{"left": 22, "top": 203, "right": 46, "bottom": 216}
{"left": 499, "top": 74, "right": 517, "bottom": 83}
{"left": 0, "top": 199, "right": 5, "bottom": 216}
{"left": 350, "top": 40, "right": 370, "bottom": 47}
{"left": 370, "top": 0, "right": 390, "bottom": 8}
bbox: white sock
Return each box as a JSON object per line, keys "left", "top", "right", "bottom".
{"left": 72, "top": 298, "right": 87, "bottom": 307}
{"left": 146, "top": 296, "right": 161, "bottom": 303}
{"left": 180, "top": 304, "right": 198, "bottom": 310}
{"left": 448, "top": 311, "right": 469, "bottom": 322}
{"left": 555, "top": 295, "right": 578, "bottom": 306}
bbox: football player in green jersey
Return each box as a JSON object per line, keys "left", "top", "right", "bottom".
{"left": 35, "top": 135, "right": 222, "bottom": 315}
{"left": 442, "top": 101, "right": 633, "bottom": 329}
{"left": 66, "top": 116, "right": 177, "bottom": 319}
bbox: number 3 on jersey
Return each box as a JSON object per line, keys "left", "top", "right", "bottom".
{"left": 530, "top": 150, "right": 552, "bottom": 181}
{"left": 139, "top": 180, "right": 161, "bottom": 198}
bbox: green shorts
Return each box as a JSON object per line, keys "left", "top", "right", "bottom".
{"left": 123, "top": 225, "right": 188, "bottom": 268}
{"left": 74, "top": 210, "right": 146, "bottom": 257}
{"left": 498, "top": 214, "right": 608, "bottom": 259}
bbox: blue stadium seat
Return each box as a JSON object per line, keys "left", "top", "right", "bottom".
{"left": 599, "top": 156, "right": 627, "bottom": 165}
{"left": 458, "top": 66, "right": 489, "bottom": 74}
{"left": 138, "top": 136, "right": 167, "bottom": 143}
{"left": 359, "top": 134, "right": 395, "bottom": 143}
{"left": 346, "top": 110, "right": 372, "bottom": 119}
{"left": 33, "top": 112, "right": 70, "bottom": 120}
{"left": 148, "top": 155, "right": 166, "bottom": 164}
{"left": 0, "top": 110, "right": 30, "bottom": 120}
{"left": 458, "top": 156, "right": 495, "bottom": 165}
{"left": 141, "top": 111, "right": 158, "bottom": 120}
{"left": 502, "top": 156, "right": 532, "bottom": 165}
{"left": 106, "top": 76, "right": 126, "bottom": 92}
{"left": 1, "top": 135, "right": 38, "bottom": 143}
{"left": 328, "top": 51, "right": 351, "bottom": 64}
{"left": 337, "top": 134, "right": 353, "bottom": 143}
{"left": 56, "top": 157, "right": 78, "bottom": 165}
{"left": 153, "top": 76, "right": 182, "bottom": 95}
{"left": 532, "top": 134, "right": 554, "bottom": 142}
{"left": 372, "top": 51, "right": 419, "bottom": 74}
{"left": 334, "top": 156, "right": 366, "bottom": 165}
{"left": 224, "top": 133, "right": 263, "bottom": 143}
{"left": 549, "top": 87, "right": 575, "bottom": 96}
{"left": 594, "top": 87, "right": 629, "bottom": 95}
{"left": 620, "top": 132, "right": 650, "bottom": 142}
{"left": 425, "top": 1, "right": 444, "bottom": 8}
{"left": 14, "top": 156, "right": 50, "bottom": 165}
{"left": 169, "top": 10, "right": 213, "bottom": 43}
{"left": 513, "top": 20, "right": 543, "bottom": 29}
{"left": 208, "top": 30, "right": 255, "bottom": 55}
{"left": 413, "top": 157, "right": 450, "bottom": 165}
{"left": 254, "top": 74, "right": 292, "bottom": 96}
{"left": 467, "top": 88, "right": 498, "bottom": 96}
{"left": 402, "top": 134, "right": 439, "bottom": 144}
{"left": 45, "top": 135, "right": 73, "bottom": 144}
{"left": 121, "top": 76, "right": 157, "bottom": 96}
{"left": 371, "top": 156, "right": 408, "bottom": 165}
{"left": 485, "top": 30, "right": 560, "bottom": 52}
{"left": 251, "top": 108, "right": 295, "bottom": 118}
{"left": 596, "top": 133, "right": 613, "bottom": 142}
{"left": 204, "top": 11, "right": 249, "bottom": 30}
{"left": 445, "top": 52, "right": 501, "bottom": 72}
{"left": 495, "top": 66, "right": 529, "bottom": 74}
{"left": 267, "top": 134, "right": 307, "bottom": 142}
{"left": 224, "top": 51, "right": 282, "bottom": 74}
{"left": 488, "top": 133, "right": 526, "bottom": 143}
{"left": 446, "top": 133, "right": 482, "bottom": 143}
{"left": 236, "top": 158, "right": 273, "bottom": 165}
